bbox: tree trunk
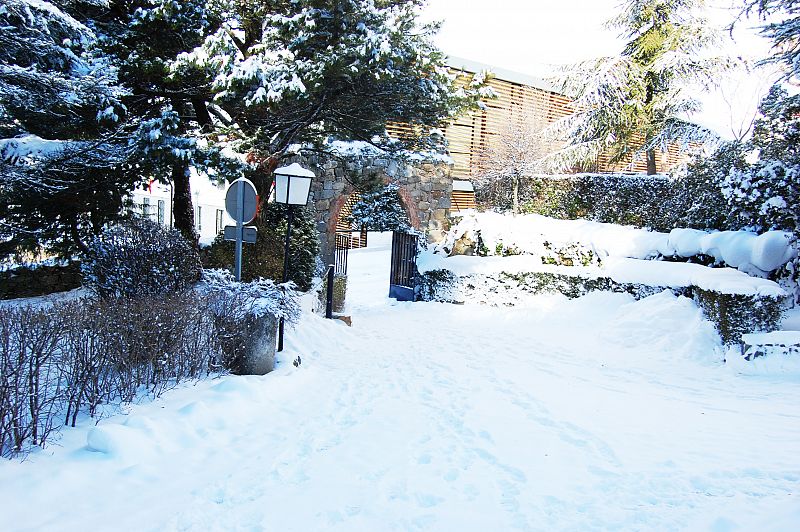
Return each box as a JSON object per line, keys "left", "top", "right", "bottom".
{"left": 512, "top": 174, "right": 519, "bottom": 215}
{"left": 646, "top": 149, "right": 657, "bottom": 175}
{"left": 172, "top": 163, "right": 197, "bottom": 246}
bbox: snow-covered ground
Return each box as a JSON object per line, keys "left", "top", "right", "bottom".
{"left": 2, "top": 234, "right": 799, "bottom": 531}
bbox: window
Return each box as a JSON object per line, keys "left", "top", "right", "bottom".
{"left": 196, "top": 206, "right": 202, "bottom": 233}
{"left": 157, "top": 200, "right": 165, "bottom": 225}
{"left": 142, "top": 197, "right": 150, "bottom": 218}
{"left": 215, "top": 209, "right": 224, "bottom": 234}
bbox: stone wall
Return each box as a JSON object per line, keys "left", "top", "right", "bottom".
{"left": 283, "top": 153, "right": 454, "bottom": 262}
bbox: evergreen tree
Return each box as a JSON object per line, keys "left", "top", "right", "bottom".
{"left": 203, "top": 203, "right": 319, "bottom": 290}
{"left": 722, "top": 85, "right": 800, "bottom": 234}
{"left": 91, "top": 0, "right": 245, "bottom": 244}
{"left": 552, "top": 0, "right": 728, "bottom": 174}
{"left": 179, "top": 0, "right": 486, "bottom": 195}
{"left": 346, "top": 183, "right": 410, "bottom": 232}
{"left": 739, "top": 1, "right": 800, "bottom": 82}
{"left": 0, "top": 0, "right": 134, "bottom": 257}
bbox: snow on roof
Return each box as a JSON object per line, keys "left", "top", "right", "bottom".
{"left": 446, "top": 55, "right": 561, "bottom": 94}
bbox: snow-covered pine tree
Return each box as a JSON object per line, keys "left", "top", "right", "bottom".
{"left": 550, "top": 0, "right": 729, "bottom": 174}
{"left": 346, "top": 184, "right": 410, "bottom": 232}
{"left": 0, "top": 0, "right": 133, "bottom": 257}
{"left": 178, "top": 0, "right": 486, "bottom": 194}
{"left": 92, "top": 0, "right": 246, "bottom": 244}
{"left": 723, "top": 85, "right": 800, "bottom": 235}
{"left": 739, "top": 0, "right": 800, "bottom": 83}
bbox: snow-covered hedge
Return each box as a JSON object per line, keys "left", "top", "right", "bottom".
{"left": 475, "top": 172, "right": 726, "bottom": 232}
{"left": 0, "top": 274, "right": 300, "bottom": 458}
{"left": 422, "top": 213, "right": 792, "bottom": 345}
{"left": 418, "top": 265, "right": 784, "bottom": 345}
{"left": 440, "top": 212, "right": 797, "bottom": 279}
{"left": 82, "top": 217, "right": 202, "bottom": 298}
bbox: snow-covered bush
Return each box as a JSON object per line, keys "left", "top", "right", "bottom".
{"left": 200, "top": 269, "right": 300, "bottom": 374}
{"left": 720, "top": 86, "right": 800, "bottom": 301}
{"left": 723, "top": 87, "right": 799, "bottom": 236}
{"left": 81, "top": 217, "right": 201, "bottom": 299}
{"left": 346, "top": 183, "right": 411, "bottom": 232}
{"left": 439, "top": 212, "right": 796, "bottom": 278}
{"left": 476, "top": 173, "right": 726, "bottom": 232}
{"left": 0, "top": 306, "right": 63, "bottom": 458}
{"left": 203, "top": 204, "right": 319, "bottom": 291}
{"left": 0, "top": 291, "right": 226, "bottom": 458}
{"left": 200, "top": 269, "right": 300, "bottom": 325}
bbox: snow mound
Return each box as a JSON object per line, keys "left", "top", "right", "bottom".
{"left": 418, "top": 252, "right": 785, "bottom": 297}
{"left": 444, "top": 212, "right": 797, "bottom": 276}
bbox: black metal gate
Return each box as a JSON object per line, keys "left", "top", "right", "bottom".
{"left": 389, "top": 231, "right": 418, "bottom": 301}
{"left": 334, "top": 232, "right": 350, "bottom": 275}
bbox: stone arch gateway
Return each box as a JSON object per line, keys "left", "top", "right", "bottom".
{"left": 280, "top": 153, "right": 454, "bottom": 264}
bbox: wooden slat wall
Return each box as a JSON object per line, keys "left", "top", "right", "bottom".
{"left": 335, "top": 193, "right": 368, "bottom": 249}
{"left": 385, "top": 66, "right": 688, "bottom": 178}
{"left": 450, "top": 190, "right": 477, "bottom": 213}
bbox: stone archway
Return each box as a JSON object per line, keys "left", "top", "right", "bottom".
{"left": 282, "top": 153, "right": 454, "bottom": 264}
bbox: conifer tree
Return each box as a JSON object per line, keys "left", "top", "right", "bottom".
{"left": 0, "top": 0, "right": 134, "bottom": 257}
{"left": 553, "top": 0, "right": 729, "bottom": 174}
{"left": 179, "top": 0, "right": 486, "bottom": 194}
{"left": 739, "top": 0, "right": 800, "bottom": 82}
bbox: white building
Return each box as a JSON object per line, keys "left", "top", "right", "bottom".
{"left": 128, "top": 171, "right": 234, "bottom": 246}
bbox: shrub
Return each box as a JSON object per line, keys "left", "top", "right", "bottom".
{"left": 81, "top": 216, "right": 201, "bottom": 298}
{"left": 200, "top": 269, "right": 299, "bottom": 374}
{"left": 345, "top": 183, "right": 411, "bottom": 232}
{"left": 0, "top": 286, "right": 263, "bottom": 458}
{"left": 0, "top": 306, "right": 63, "bottom": 457}
{"left": 203, "top": 204, "right": 319, "bottom": 291}
{"left": 475, "top": 172, "right": 727, "bottom": 233}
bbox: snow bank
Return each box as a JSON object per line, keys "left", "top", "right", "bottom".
{"left": 418, "top": 252, "right": 785, "bottom": 297}
{"left": 443, "top": 212, "right": 797, "bottom": 276}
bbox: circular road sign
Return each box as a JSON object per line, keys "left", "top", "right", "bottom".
{"left": 225, "top": 178, "right": 258, "bottom": 224}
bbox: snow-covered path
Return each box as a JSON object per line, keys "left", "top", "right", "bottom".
{"left": 2, "top": 235, "right": 799, "bottom": 531}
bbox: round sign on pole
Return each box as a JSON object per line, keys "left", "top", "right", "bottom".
{"left": 224, "top": 178, "right": 258, "bottom": 224}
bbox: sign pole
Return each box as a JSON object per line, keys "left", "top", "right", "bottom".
{"left": 234, "top": 181, "right": 244, "bottom": 282}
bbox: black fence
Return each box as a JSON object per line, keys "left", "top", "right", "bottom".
{"left": 334, "top": 232, "right": 350, "bottom": 275}
{"left": 389, "top": 231, "right": 418, "bottom": 301}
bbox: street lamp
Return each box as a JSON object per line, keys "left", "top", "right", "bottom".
{"left": 273, "top": 163, "right": 315, "bottom": 352}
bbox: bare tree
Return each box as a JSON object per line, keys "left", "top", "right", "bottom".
{"left": 473, "top": 111, "right": 550, "bottom": 214}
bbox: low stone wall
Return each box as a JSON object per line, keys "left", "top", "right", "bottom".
{"left": 282, "top": 153, "right": 453, "bottom": 262}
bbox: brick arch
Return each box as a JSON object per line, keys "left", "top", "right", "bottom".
{"left": 396, "top": 185, "right": 421, "bottom": 230}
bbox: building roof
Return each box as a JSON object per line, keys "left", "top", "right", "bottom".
{"left": 445, "top": 55, "right": 561, "bottom": 94}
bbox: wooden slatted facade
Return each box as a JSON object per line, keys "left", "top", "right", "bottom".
{"left": 386, "top": 57, "right": 688, "bottom": 179}
{"left": 335, "top": 193, "right": 368, "bottom": 249}
{"left": 450, "top": 180, "right": 477, "bottom": 213}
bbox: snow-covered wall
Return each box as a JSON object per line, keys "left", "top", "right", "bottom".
{"left": 440, "top": 212, "right": 797, "bottom": 277}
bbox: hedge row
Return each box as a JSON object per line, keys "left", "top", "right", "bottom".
{"left": 0, "top": 277, "right": 299, "bottom": 459}
{"left": 418, "top": 268, "right": 784, "bottom": 345}
{"left": 474, "top": 173, "right": 727, "bottom": 232}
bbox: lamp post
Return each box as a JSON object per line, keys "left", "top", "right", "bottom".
{"left": 273, "top": 163, "right": 315, "bottom": 352}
